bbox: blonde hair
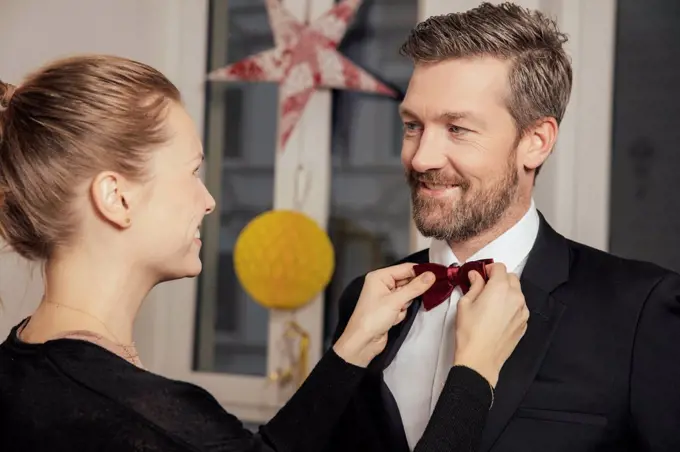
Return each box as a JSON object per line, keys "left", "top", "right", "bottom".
{"left": 0, "top": 55, "right": 181, "bottom": 260}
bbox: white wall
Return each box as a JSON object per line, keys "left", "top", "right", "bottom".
{"left": 0, "top": 0, "right": 209, "bottom": 365}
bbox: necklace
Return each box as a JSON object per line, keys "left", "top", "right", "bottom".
{"left": 43, "top": 300, "right": 141, "bottom": 367}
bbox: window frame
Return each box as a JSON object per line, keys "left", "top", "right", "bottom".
{"left": 146, "top": 0, "right": 616, "bottom": 423}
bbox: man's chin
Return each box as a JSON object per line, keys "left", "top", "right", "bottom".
{"left": 413, "top": 216, "right": 453, "bottom": 240}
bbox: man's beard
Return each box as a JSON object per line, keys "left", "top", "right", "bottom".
{"left": 408, "top": 155, "right": 519, "bottom": 243}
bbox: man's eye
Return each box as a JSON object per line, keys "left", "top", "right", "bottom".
{"left": 403, "top": 122, "right": 422, "bottom": 134}
{"left": 448, "top": 125, "right": 467, "bottom": 135}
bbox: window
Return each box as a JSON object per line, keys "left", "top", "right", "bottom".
{"left": 150, "top": 0, "right": 616, "bottom": 423}
{"left": 324, "top": 0, "right": 417, "bottom": 347}
{"left": 195, "top": 0, "right": 276, "bottom": 376}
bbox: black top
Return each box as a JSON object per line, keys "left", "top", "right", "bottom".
{"left": 0, "top": 321, "right": 493, "bottom": 452}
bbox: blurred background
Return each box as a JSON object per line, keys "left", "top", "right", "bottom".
{"left": 0, "top": 0, "right": 678, "bottom": 423}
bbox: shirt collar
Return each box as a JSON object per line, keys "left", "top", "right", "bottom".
{"left": 429, "top": 199, "right": 540, "bottom": 273}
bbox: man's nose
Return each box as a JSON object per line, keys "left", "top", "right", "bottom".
{"left": 410, "top": 133, "right": 448, "bottom": 173}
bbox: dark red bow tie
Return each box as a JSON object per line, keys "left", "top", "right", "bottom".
{"left": 413, "top": 259, "right": 494, "bottom": 311}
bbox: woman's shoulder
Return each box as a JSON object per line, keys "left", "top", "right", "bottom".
{"left": 3, "top": 334, "right": 254, "bottom": 450}
{"left": 0, "top": 336, "right": 190, "bottom": 450}
{"left": 45, "top": 339, "right": 245, "bottom": 427}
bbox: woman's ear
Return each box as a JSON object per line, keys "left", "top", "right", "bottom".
{"left": 90, "top": 172, "right": 133, "bottom": 229}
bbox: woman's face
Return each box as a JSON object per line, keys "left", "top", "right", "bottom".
{"left": 129, "top": 103, "right": 215, "bottom": 282}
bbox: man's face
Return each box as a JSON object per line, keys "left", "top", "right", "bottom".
{"left": 400, "top": 57, "right": 523, "bottom": 243}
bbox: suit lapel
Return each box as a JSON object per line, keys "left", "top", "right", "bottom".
{"left": 479, "top": 281, "right": 566, "bottom": 451}
{"left": 369, "top": 248, "right": 430, "bottom": 372}
{"left": 367, "top": 249, "right": 429, "bottom": 452}
{"left": 479, "top": 213, "right": 571, "bottom": 452}
{"left": 377, "top": 302, "right": 418, "bottom": 452}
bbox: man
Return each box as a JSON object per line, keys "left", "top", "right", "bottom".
{"left": 326, "top": 3, "right": 680, "bottom": 452}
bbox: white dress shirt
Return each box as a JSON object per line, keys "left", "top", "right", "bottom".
{"left": 383, "top": 200, "right": 540, "bottom": 450}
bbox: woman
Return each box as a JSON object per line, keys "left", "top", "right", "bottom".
{"left": 0, "top": 55, "right": 528, "bottom": 452}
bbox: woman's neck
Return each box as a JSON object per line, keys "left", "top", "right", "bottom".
{"left": 23, "top": 249, "right": 154, "bottom": 345}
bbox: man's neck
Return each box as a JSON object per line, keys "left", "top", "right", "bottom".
{"left": 448, "top": 199, "right": 532, "bottom": 262}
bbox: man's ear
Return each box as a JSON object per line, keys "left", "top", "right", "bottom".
{"left": 519, "top": 117, "right": 558, "bottom": 171}
{"left": 90, "top": 171, "right": 133, "bottom": 229}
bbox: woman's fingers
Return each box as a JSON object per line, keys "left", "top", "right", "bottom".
{"left": 485, "top": 262, "right": 508, "bottom": 280}
{"left": 394, "top": 277, "right": 414, "bottom": 289}
{"left": 365, "top": 263, "right": 418, "bottom": 291}
{"left": 386, "top": 271, "right": 435, "bottom": 307}
{"left": 393, "top": 309, "right": 408, "bottom": 325}
{"left": 459, "top": 270, "right": 485, "bottom": 306}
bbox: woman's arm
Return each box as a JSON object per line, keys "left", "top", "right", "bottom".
{"left": 258, "top": 348, "right": 366, "bottom": 452}
{"left": 414, "top": 366, "right": 493, "bottom": 452}
{"left": 257, "top": 264, "right": 436, "bottom": 452}
{"left": 93, "top": 349, "right": 366, "bottom": 452}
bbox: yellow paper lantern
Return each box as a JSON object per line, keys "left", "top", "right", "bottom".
{"left": 234, "top": 210, "right": 335, "bottom": 310}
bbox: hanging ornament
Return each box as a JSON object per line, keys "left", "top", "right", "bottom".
{"left": 233, "top": 209, "right": 335, "bottom": 311}
{"left": 208, "top": 0, "right": 398, "bottom": 151}
{"left": 233, "top": 209, "right": 334, "bottom": 389}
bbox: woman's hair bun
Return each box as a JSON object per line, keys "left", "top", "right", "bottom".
{"left": 0, "top": 81, "right": 17, "bottom": 109}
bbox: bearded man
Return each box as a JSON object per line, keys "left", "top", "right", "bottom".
{"left": 325, "top": 3, "right": 680, "bottom": 452}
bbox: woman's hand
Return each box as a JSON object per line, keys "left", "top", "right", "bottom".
{"left": 333, "top": 263, "right": 435, "bottom": 367}
{"left": 453, "top": 263, "right": 529, "bottom": 387}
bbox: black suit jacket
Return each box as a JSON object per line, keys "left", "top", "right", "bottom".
{"left": 325, "top": 213, "right": 680, "bottom": 452}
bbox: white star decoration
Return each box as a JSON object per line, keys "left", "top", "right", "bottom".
{"left": 208, "top": 0, "right": 398, "bottom": 151}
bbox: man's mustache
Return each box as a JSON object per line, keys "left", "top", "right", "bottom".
{"left": 406, "top": 170, "right": 470, "bottom": 189}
